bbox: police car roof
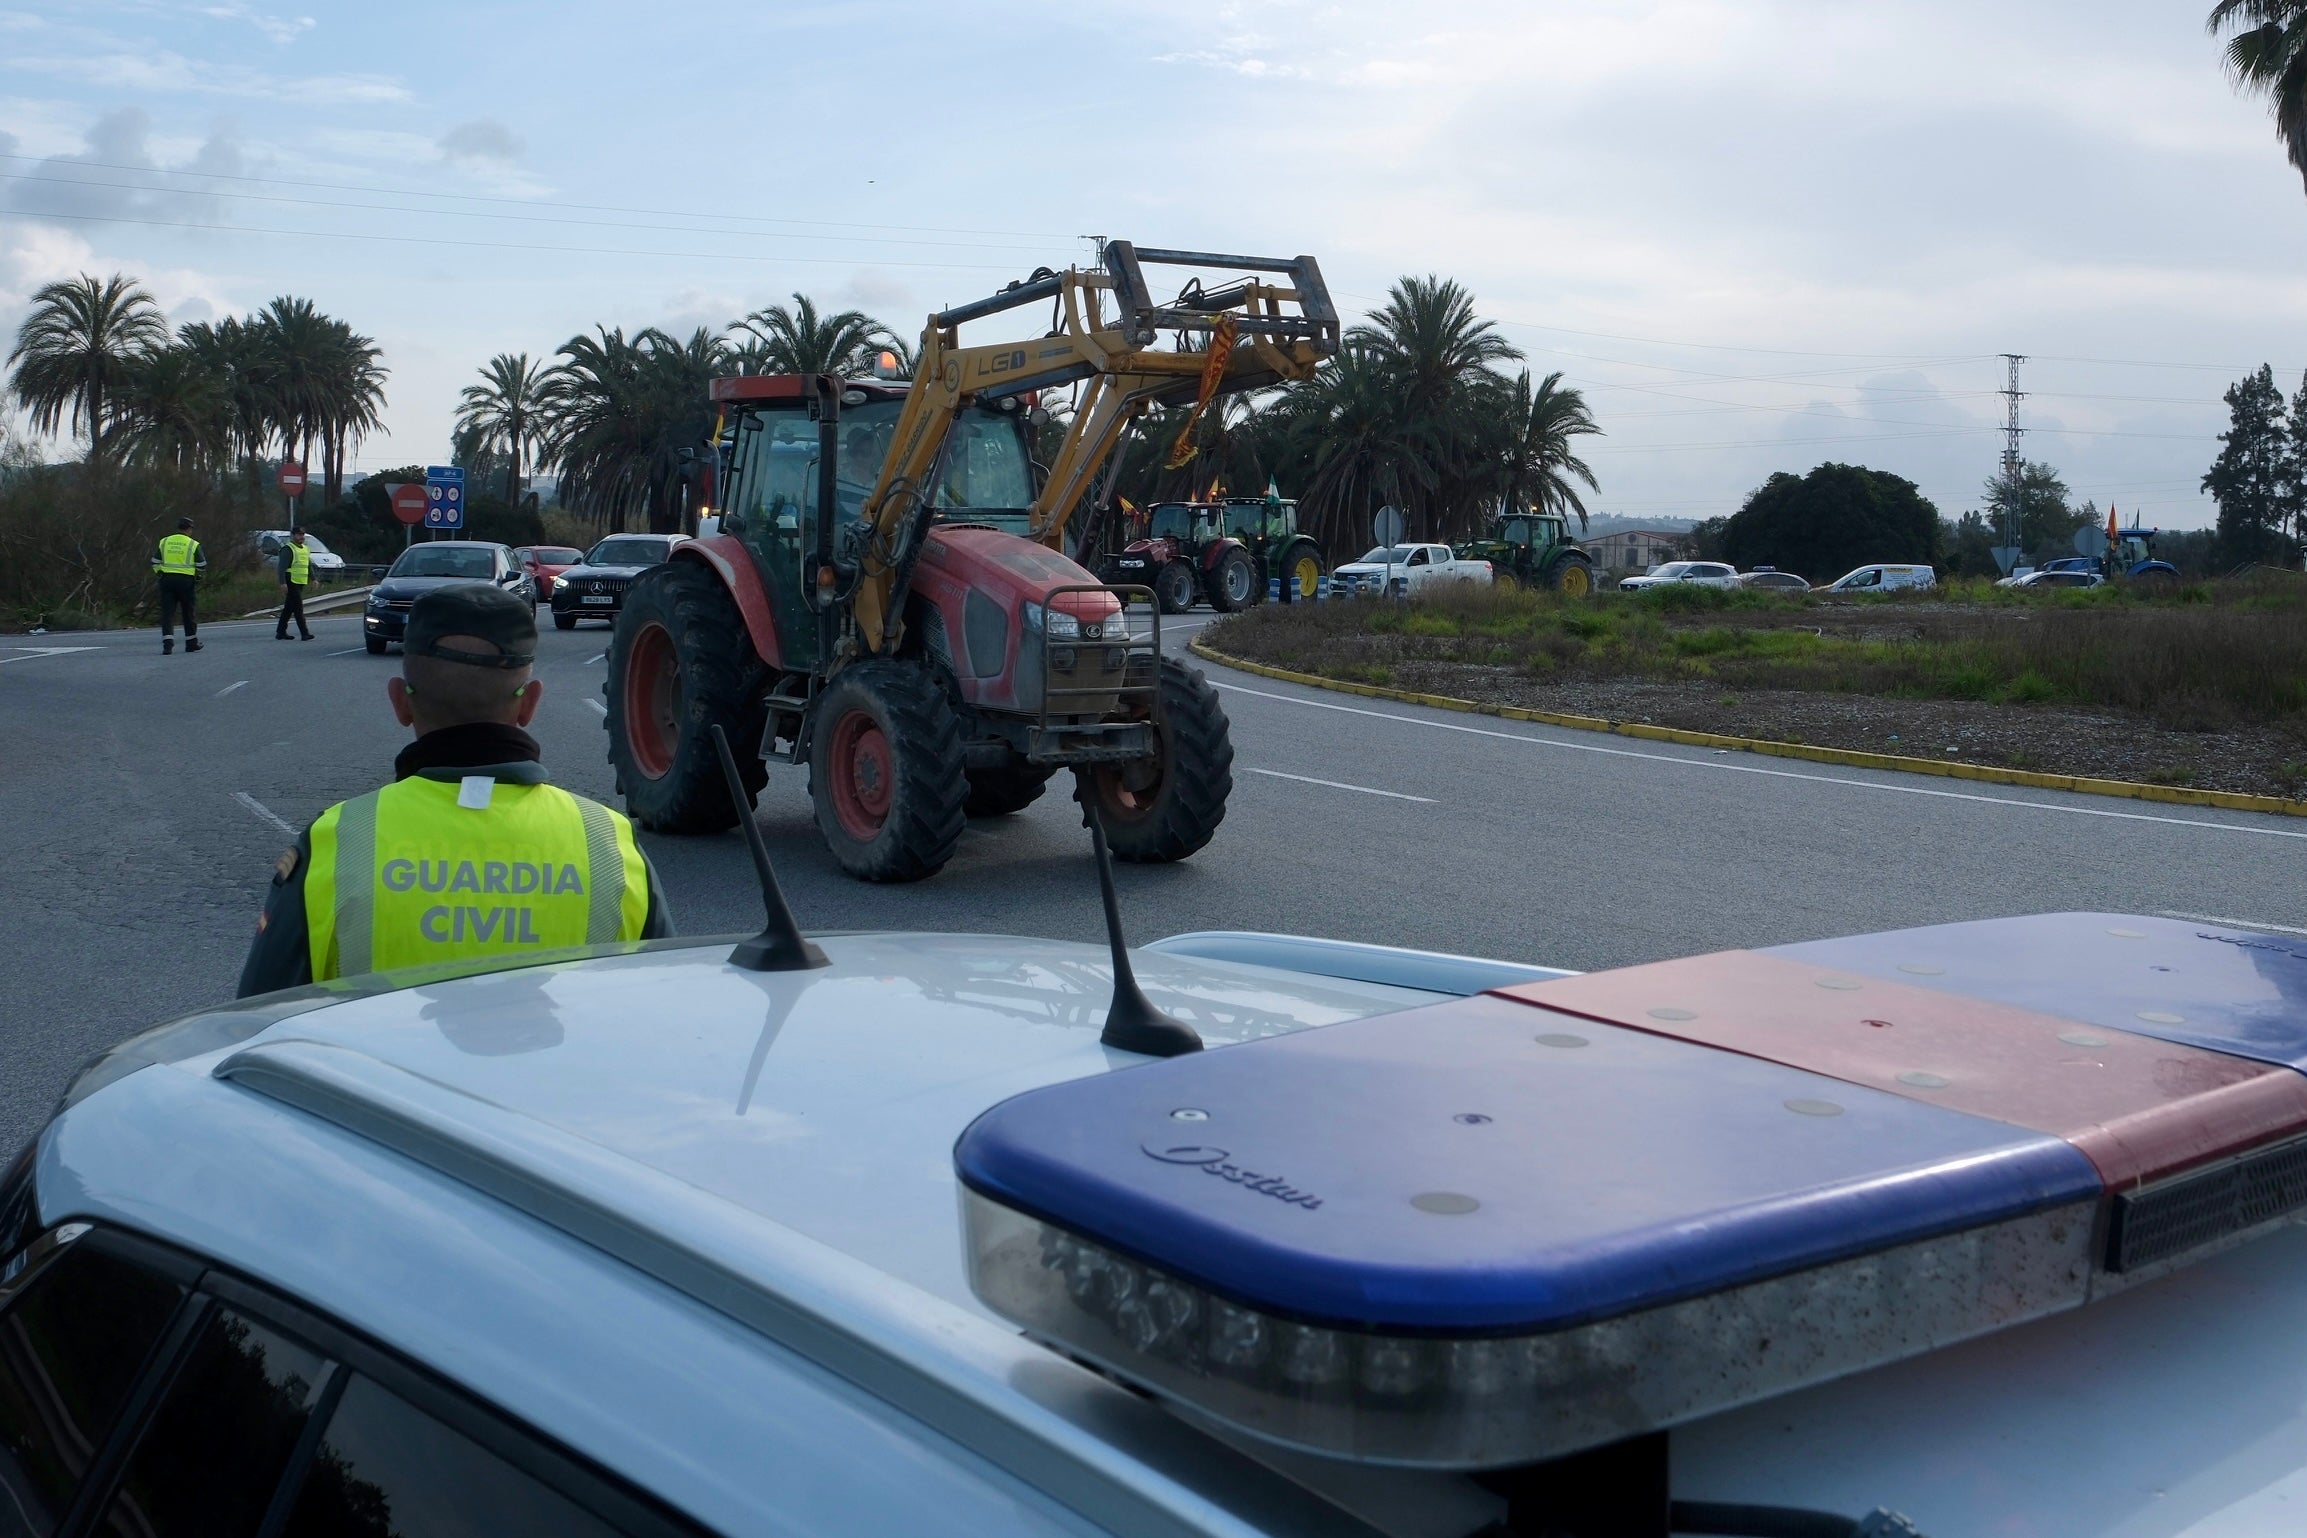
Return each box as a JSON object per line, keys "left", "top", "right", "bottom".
{"left": 46, "top": 925, "right": 2307, "bottom": 1536}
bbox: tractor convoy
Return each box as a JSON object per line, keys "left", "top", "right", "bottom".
{"left": 602, "top": 243, "right": 1338, "bottom": 882}
{"left": 1098, "top": 493, "right": 1327, "bottom": 613}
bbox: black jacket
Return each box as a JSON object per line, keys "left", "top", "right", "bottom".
{"left": 236, "top": 723, "right": 673, "bottom": 997}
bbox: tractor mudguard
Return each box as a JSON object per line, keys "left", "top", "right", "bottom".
{"left": 670, "top": 536, "right": 780, "bottom": 670}
{"left": 1199, "top": 538, "right": 1247, "bottom": 570}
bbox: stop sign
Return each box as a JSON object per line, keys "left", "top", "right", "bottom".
{"left": 388, "top": 483, "right": 428, "bottom": 524}
{"left": 276, "top": 460, "right": 307, "bottom": 496}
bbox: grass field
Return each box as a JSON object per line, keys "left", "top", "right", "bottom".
{"left": 1210, "top": 576, "right": 2307, "bottom": 734}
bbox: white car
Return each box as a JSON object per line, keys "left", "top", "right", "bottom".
{"left": 253, "top": 529, "right": 347, "bottom": 578}
{"left": 1997, "top": 568, "right": 2104, "bottom": 590}
{"left": 1820, "top": 563, "right": 1936, "bottom": 594}
{"left": 1618, "top": 559, "right": 1738, "bottom": 592}
{"left": 1329, "top": 542, "right": 1493, "bottom": 597}
{"left": 1738, "top": 567, "right": 1811, "bottom": 591}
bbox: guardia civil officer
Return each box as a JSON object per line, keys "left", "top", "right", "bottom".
{"left": 236, "top": 583, "right": 673, "bottom": 995}
{"left": 151, "top": 516, "right": 205, "bottom": 654}
{"left": 274, "top": 527, "right": 314, "bottom": 641}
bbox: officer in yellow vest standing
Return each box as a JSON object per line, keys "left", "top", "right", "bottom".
{"left": 236, "top": 583, "right": 673, "bottom": 994}
{"left": 274, "top": 527, "right": 314, "bottom": 641}
{"left": 151, "top": 516, "right": 205, "bottom": 654}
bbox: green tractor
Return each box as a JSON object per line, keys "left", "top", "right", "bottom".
{"left": 1215, "top": 495, "right": 1326, "bottom": 603}
{"left": 1458, "top": 509, "right": 1595, "bottom": 596}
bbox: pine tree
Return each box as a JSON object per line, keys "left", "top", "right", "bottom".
{"left": 2282, "top": 369, "right": 2307, "bottom": 546}
{"left": 2203, "top": 364, "right": 2290, "bottom": 565}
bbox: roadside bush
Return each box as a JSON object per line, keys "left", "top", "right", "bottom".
{"left": 0, "top": 463, "right": 273, "bottom": 630}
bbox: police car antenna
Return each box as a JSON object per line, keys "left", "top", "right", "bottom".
{"left": 1083, "top": 797, "right": 1201, "bottom": 1057}
{"left": 709, "top": 725, "right": 828, "bottom": 972}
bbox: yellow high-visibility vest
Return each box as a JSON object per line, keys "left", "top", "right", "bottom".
{"left": 286, "top": 542, "right": 311, "bottom": 586}
{"left": 154, "top": 533, "right": 201, "bottom": 576}
{"left": 303, "top": 776, "right": 647, "bottom": 980}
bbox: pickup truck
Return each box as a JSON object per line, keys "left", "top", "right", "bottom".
{"left": 1329, "top": 542, "right": 1494, "bottom": 597}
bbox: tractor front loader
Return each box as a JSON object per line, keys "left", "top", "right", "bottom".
{"left": 603, "top": 243, "right": 1337, "bottom": 882}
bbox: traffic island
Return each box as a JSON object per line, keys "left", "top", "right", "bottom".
{"left": 1194, "top": 582, "right": 2307, "bottom": 814}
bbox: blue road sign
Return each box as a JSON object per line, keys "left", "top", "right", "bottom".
{"left": 424, "top": 465, "right": 466, "bottom": 529}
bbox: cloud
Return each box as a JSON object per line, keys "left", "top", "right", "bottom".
{"left": 438, "top": 118, "right": 524, "bottom": 164}
{"left": 6, "top": 49, "right": 406, "bottom": 105}
{"left": 0, "top": 107, "right": 246, "bottom": 227}
{"left": 193, "top": 4, "right": 317, "bottom": 47}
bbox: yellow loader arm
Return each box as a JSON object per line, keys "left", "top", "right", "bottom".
{"left": 849, "top": 243, "right": 1338, "bottom": 653}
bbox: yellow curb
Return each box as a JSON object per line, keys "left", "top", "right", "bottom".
{"left": 1188, "top": 636, "right": 2307, "bottom": 821}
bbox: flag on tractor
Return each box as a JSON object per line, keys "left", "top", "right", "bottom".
{"left": 1164, "top": 315, "right": 1239, "bottom": 470}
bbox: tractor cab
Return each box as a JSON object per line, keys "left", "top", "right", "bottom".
{"left": 711, "top": 375, "right": 1042, "bottom": 664}
{"left": 1147, "top": 501, "right": 1221, "bottom": 545}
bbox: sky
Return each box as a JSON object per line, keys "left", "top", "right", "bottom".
{"left": 4, "top": 0, "right": 2305, "bottom": 530}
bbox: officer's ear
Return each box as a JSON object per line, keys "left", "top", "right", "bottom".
{"left": 386, "top": 675, "right": 417, "bottom": 728}
{"left": 513, "top": 676, "right": 543, "bottom": 727}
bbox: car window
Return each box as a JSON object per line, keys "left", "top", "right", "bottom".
{"left": 533, "top": 548, "right": 582, "bottom": 565}
{"left": 1406, "top": 548, "right": 1430, "bottom": 566}
{"left": 588, "top": 539, "right": 668, "bottom": 567}
{"left": 100, "top": 1309, "right": 329, "bottom": 1538}
{"left": 281, "top": 1375, "right": 624, "bottom": 1538}
{"left": 301, "top": 535, "right": 333, "bottom": 557}
{"left": 0, "top": 1241, "right": 186, "bottom": 1535}
{"left": 390, "top": 548, "right": 494, "bottom": 580}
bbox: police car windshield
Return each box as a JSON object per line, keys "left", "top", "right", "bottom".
{"left": 391, "top": 548, "right": 494, "bottom": 578}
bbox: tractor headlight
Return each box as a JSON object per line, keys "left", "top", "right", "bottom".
{"left": 1026, "top": 602, "right": 1082, "bottom": 641}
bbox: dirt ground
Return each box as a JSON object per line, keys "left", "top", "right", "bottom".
{"left": 1279, "top": 654, "right": 2307, "bottom": 803}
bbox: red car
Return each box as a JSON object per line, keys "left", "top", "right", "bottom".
{"left": 509, "top": 545, "right": 584, "bottom": 606}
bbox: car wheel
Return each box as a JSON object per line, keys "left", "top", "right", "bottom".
{"left": 365, "top": 637, "right": 387, "bottom": 655}
{"left": 553, "top": 612, "right": 577, "bottom": 631}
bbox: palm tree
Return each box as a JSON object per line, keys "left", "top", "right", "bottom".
{"left": 1343, "top": 275, "right": 1524, "bottom": 539}
{"left": 736, "top": 293, "right": 894, "bottom": 375}
{"left": 178, "top": 318, "right": 270, "bottom": 479}
{"left": 537, "top": 326, "right": 728, "bottom": 533}
{"left": 116, "top": 344, "right": 233, "bottom": 470}
{"left": 316, "top": 320, "right": 387, "bottom": 505}
{"left": 1272, "top": 347, "right": 1445, "bottom": 557}
{"left": 2210, "top": 2, "right": 2307, "bottom": 191}
{"left": 1498, "top": 370, "right": 1602, "bottom": 531}
{"left": 457, "top": 352, "right": 545, "bottom": 505}
{"left": 5, "top": 273, "right": 170, "bottom": 467}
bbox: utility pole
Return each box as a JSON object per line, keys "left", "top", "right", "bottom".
{"left": 1999, "top": 354, "right": 2026, "bottom": 552}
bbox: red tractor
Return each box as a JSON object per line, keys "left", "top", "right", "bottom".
{"left": 1101, "top": 501, "right": 1258, "bottom": 614}
{"left": 603, "top": 243, "right": 1338, "bottom": 882}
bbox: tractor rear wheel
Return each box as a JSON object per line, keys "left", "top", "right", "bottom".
{"left": 1155, "top": 560, "right": 1197, "bottom": 614}
{"left": 607, "top": 562, "right": 769, "bottom": 833}
{"left": 965, "top": 762, "right": 1055, "bottom": 817}
{"left": 1080, "top": 657, "right": 1232, "bottom": 863}
{"left": 1547, "top": 552, "right": 1596, "bottom": 597}
{"left": 807, "top": 659, "right": 968, "bottom": 882}
{"left": 1206, "top": 546, "right": 1257, "bottom": 612}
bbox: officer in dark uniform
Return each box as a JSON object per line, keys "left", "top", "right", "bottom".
{"left": 237, "top": 583, "right": 673, "bottom": 996}
{"left": 152, "top": 516, "right": 205, "bottom": 654}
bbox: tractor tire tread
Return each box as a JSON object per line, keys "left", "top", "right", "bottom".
{"left": 809, "top": 660, "right": 968, "bottom": 882}
{"left": 1090, "top": 657, "right": 1233, "bottom": 864}
{"left": 605, "top": 562, "right": 770, "bottom": 835}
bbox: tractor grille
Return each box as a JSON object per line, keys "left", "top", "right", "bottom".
{"left": 2105, "top": 1132, "right": 2307, "bottom": 1273}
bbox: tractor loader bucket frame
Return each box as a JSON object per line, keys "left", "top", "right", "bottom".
{"left": 846, "top": 244, "right": 1338, "bottom": 658}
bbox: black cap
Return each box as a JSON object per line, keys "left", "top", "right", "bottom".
{"left": 176, "top": 516, "right": 194, "bottom": 529}
{"left": 404, "top": 583, "right": 537, "bottom": 669}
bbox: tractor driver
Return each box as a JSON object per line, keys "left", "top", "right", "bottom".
{"left": 236, "top": 583, "right": 674, "bottom": 996}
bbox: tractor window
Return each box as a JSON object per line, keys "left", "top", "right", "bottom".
{"left": 1149, "top": 505, "right": 1195, "bottom": 541}
{"left": 937, "top": 414, "right": 1033, "bottom": 511}
{"left": 1502, "top": 519, "right": 1530, "bottom": 544}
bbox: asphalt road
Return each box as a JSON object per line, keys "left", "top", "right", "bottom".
{"left": 5, "top": 604, "right": 2304, "bottom": 1153}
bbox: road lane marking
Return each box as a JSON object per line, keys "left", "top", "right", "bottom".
{"left": 325, "top": 646, "right": 365, "bottom": 656}
{"left": 586, "top": 652, "right": 606, "bottom": 664}
{"left": 2160, "top": 910, "right": 2307, "bottom": 937}
{"left": 1210, "top": 680, "right": 2307, "bottom": 842}
{"left": 587, "top": 699, "right": 607, "bottom": 715}
{"left": 1244, "top": 767, "right": 1436, "bottom": 803}
{"left": 0, "top": 646, "right": 103, "bottom": 664}
{"left": 216, "top": 680, "right": 249, "bottom": 696}
{"left": 234, "top": 792, "right": 297, "bottom": 839}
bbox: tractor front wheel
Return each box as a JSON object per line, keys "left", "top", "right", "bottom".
{"left": 1280, "top": 539, "right": 1325, "bottom": 601}
{"left": 1080, "top": 657, "right": 1233, "bottom": 863}
{"left": 965, "top": 762, "right": 1055, "bottom": 817}
{"left": 808, "top": 660, "right": 968, "bottom": 882}
{"left": 607, "top": 562, "right": 769, "bottom": 833}
{"left": 1155, "top": 560, "right": 1197, "bottom": 614}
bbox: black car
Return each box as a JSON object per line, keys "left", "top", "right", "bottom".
{"left": 549, "top": 534, "right": 684, "bottom": 630}
{"left": 363, "top": 541, "right": 529, "bottom": 653}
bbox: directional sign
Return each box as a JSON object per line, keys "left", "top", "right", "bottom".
{"left": 424, "top": 465, "right": 466, "bottom": 530}
{"left": 276, "top": 460, "right": 306, "bottom": 496}
{"left": 387, "top": 483, "right": 428, "bottom": 525}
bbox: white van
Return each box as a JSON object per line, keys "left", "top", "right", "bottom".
{"left": 1819, "top": 563, "right": 1935, "bottom": 594}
